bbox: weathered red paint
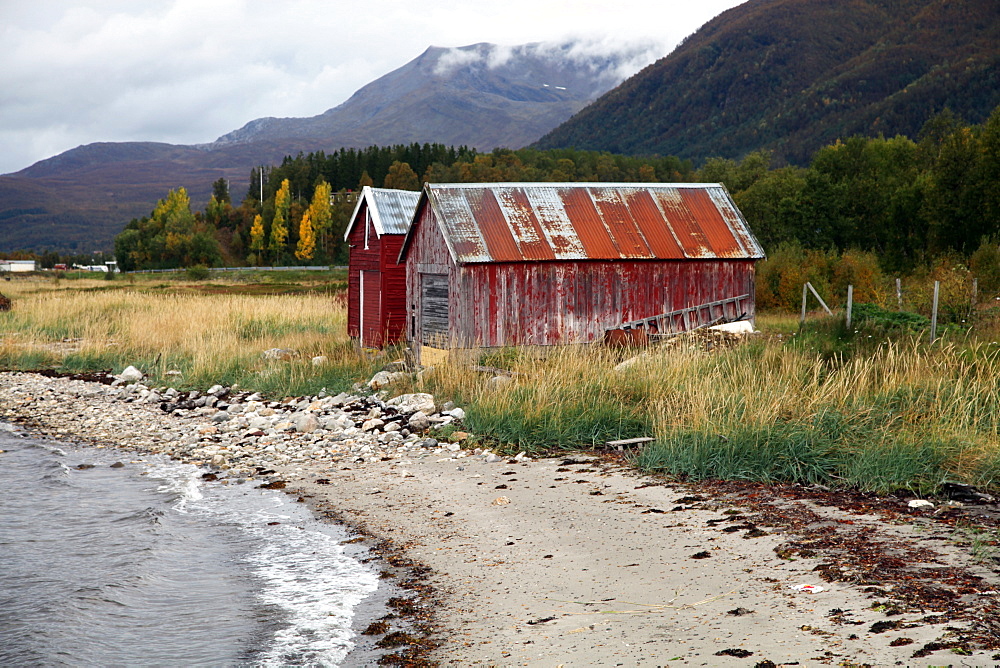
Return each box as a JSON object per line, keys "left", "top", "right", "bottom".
{"left": 346, "top": 202, "right": 408, "bottom": 348}
{"left": 400, "top": 183, "right": 764, "bottom": 360}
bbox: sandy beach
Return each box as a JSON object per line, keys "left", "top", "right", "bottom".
{"left": 2, "top": 370, "right": 999, "bottom": 666}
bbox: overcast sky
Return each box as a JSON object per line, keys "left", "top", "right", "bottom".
{"left": 0, "top": 0, "right": 744, "bottom": 175}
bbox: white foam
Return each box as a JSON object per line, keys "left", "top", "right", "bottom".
{"left": 147, "top": 460, "right": 204, "bottom": 512}
{"left": 176, "top": 480, "right": 378, "bottom": 665}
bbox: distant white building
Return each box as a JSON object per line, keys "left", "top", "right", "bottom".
{"left": 0, "top": 260, "right": 36, "bottom": 272}
{"left": 74, "top": 264, "right": 108, "bottom": 273}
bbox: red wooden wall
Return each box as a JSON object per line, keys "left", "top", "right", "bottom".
{"left": 405, "top": 205, "right": 757, "bottom": 354}
{"left": 346, "top": 202, "right": 407, "bottom": 348}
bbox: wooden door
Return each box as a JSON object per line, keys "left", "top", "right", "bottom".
{"left": 420, "top": 273, "right": 449, "bottom": 348}
{"left": 361, "top": 270, "right": 382, "bottom": 347}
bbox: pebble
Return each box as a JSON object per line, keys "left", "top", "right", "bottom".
{"left": 0, "top": 371, "right": 512, "bottom": 480}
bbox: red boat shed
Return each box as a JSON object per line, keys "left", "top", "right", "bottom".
{"left": 398, "top": 182, "right": 766, "bottom": 362}
{"left": 345, "top": 186, "right": 421, "bottom": 348}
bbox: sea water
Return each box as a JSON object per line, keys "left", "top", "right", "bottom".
{"left": 0, "top": 423, "right": 378, "bottom": 667}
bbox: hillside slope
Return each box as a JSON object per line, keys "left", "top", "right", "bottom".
{"left": 535, "top": 0, "right": 1000, "bottom": 164}
{"left": 0, "top": 41, "right": 644, "bottom": 252}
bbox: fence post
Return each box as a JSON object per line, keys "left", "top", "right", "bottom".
{"left": 896, "top": 278, "right": 902, "bottom": 311}
{"left": 846, "top": 285, "right": 853, "bottom": 331}
{"left": 801, "top": 283, "right": 809, "bottom": 324}
{"left": 971, "top": 277, "right": 978, "bottom": 321}
{"left": 930, "top": 280, "right": 940, "bottom": 343}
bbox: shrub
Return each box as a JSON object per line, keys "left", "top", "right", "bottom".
{"left": 185, "top": 265, "right": 211, "bottom": 281}
{"left": 851, "top": 303, "right": 929, "bottom": 330}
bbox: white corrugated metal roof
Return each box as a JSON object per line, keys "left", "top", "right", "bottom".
{"left": 343, "top": 186, "right": 421, "bottom": 240}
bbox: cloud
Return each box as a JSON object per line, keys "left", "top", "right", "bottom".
{"left": 0, "top": 0, "right": 745, "bottom": 174}
{"left": 433, "top": 45, "right": 490, "bottom": 76}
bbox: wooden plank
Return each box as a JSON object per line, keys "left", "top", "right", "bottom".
{"left": 606, "top": 437, "right": 654, "bottom": 447}
{"left": 421, "top": 273, "right": 449, "bottom": 347}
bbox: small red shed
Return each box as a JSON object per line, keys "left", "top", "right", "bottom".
{"left": 398, "top": 182, "right": 766, "bottom": 362}
{"left": 345, "top": 186, "right": 421, "bottom": 348}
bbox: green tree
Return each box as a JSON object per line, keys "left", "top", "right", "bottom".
{"left": 111, "top": 187, "right": 222, "bottom": 269}
{"left": 212, "top": 177, "right": 231, "bottom": 203}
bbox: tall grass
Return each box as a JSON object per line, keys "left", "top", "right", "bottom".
{"left": 0, "top": 280, "right": 377, "bottom": 396}
{"left": 412, "top": 334, "right": 1000, "bottom": 494}
{"left": 4, "top": 277, "right": 1000, "bottom": 493}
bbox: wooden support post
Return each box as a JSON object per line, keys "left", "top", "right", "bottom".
{"left": 930, "top": 280, "right": 940, "bottom": 343}
{"left": 806, "top": 282, "right": 834, "bottom": 315}
{"left": 846, "top": 285, "right": 853, "bottom": 331}
{"left": 972, "top": 278, "right": 978, "bottom": 322}
{"left": 801, "top": 283, "right": 808, "bottom": 325}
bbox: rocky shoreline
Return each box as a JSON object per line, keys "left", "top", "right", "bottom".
{"left": 4, "top": 369, "right": 1000, "bottom": 666}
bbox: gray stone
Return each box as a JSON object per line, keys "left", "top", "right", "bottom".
{"left": 444, "top": 407, "right": 466, "bottom": 420}
{"left": 362, "top": 418, "right": 384, "bottom": 432}
{"left": 294, "top": 413, "right": 319, "bottom": 433}
{"left": 262, "top": 348, "right": 299, "bottom": 361}
{"left": 118, "top": 365, "right": 143, "bottom": 382}
{"left": 486, "top": 375, "right": 513, "bottom": 389}
{"left": 408, "top": 411, "right": 430, "bottom": 432}
{"left": 368, "top": 371, "right": 408, "bottom": 390}
{"left": 386, "top": 392, "right": 436, "bottom": 415}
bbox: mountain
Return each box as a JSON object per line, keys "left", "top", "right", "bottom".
{"left": 534, "top": 0, "right": 1000, "bottom": 165}
{"left": 215, "top": 42, "right": 645, "bottom": 150}
{"left": 0, "top": 41, "right": 648, "bottom": 253}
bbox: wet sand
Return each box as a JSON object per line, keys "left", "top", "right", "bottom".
{"left": 283, "top": 452, "right": 1000, "bottom": 666}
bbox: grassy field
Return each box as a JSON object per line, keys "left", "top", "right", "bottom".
{"left": 0, "top": 269, "right": 376, "bottom": 397}
{"left": 2, "top": 270, "right": 999, "bottom": 495}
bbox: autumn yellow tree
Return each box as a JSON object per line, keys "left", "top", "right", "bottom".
{"left": 383, "top": 161, "right": 421, "bottom": 190}
{"left": 249, "top": 214, "right": 265, "bottom": 258}
{"left": 295, "top": 211, "right": 315, "bottom": 261}
{"left": 307, "top": 180, "right": 333, "bottom": 257}
{"left": 269, "top": 178, "right": 291, "bottom": 263}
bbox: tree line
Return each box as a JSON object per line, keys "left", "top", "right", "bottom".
{"left": 112, "top": 105, "right": 999, "bottom": 290}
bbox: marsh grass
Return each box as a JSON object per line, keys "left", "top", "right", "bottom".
{"left": 0, "top": 279, "right": 376, "bottom": 395}
{"left": 413, "top": 331, "right": 1000, "bottom": 494}
{"left": 4, "top": 275, "right": 1000, "bottom": 494}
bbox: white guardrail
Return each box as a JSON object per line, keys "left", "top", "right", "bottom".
{"left": 123, "top": 266, "right": 346, "bottom": 274}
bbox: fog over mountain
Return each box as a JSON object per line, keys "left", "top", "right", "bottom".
{"left": 0, "top": 40, "right": 652, "bottom": 252}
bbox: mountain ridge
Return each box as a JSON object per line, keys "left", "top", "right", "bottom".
{"left": 535, "top": 0, "right": 1000, "bottom": 164}
{"left": 0, "top": 40, "right": 645, "bottom": 252}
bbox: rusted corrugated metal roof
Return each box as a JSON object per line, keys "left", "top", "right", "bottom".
{"left": 344, "top": 186, "right": 421, "bottom": 240}
{"left": 401, "top": 183, "right": 765, "bottom": 263}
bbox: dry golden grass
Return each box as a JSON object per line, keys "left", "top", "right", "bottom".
{"left": 0, "top": 277, "right": 373, "bottom": 395}
{"left": 3, "top": 276, "right": 999, "bottom": 492}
